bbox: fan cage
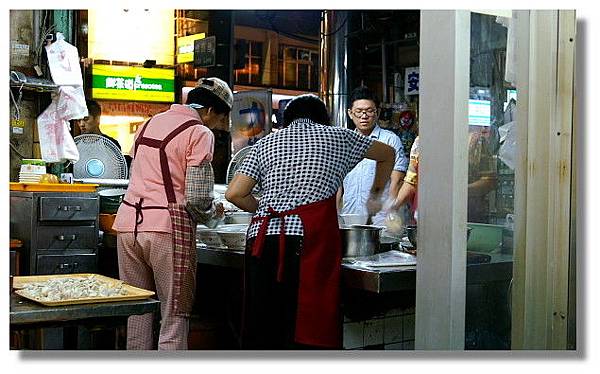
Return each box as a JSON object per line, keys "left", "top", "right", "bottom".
{"left": 73, "top": 134, "right": 128, "bottom": 180}
{"left": 226, "top": 146, "right": 254, "bottom": 184}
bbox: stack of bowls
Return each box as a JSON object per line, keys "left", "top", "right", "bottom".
{"left": 216, "top": 224, "right": 248, "bottom": 249}
{"left": 18, "top": 159, "right": 46, "bottom": 183}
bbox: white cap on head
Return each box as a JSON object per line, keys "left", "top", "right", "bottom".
{"left": 196, "top": 77, "right": 233, "bottom": 109}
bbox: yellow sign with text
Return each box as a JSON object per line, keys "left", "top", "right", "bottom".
{"left": 92, "top": 65, "right": 175, "bottom": 103}
{"left": 177, "top": 33, "right": 206, "bottom": 63}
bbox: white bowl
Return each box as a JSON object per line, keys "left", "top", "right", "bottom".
{"left": 196, "top": 225, "right": 224, "bottom": 247}
{"left": 339, "top": 213, "right": 368, "bottom": 225}
{"left": 217, "top": 231, "right": 247, "bottom": 249}
{"left": 216, "top": 224, "right": 248, "bottom": 249}
{"left": 224, "top": 211, "right": 253, "bottom": 224}
{"left": 216, "top": 223, "right": 249, "bottom": 232}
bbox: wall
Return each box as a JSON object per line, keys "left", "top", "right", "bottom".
{"left": 343, "top": 304, "right": 416, "bottom": 350}
{"left": 9, "top": 10, "right": 39, "bottom": 181}
{"left": 342, "top": 289, "right": 416, "bottom": 350}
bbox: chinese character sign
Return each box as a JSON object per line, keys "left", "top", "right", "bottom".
{"left": 405, "top": 67, "right": 420, "bottom": 96}
{"left": 92, "top": 65, "right": 174, "bottom": 102}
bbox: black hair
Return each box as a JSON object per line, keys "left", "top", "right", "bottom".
{"left": 86, "top": 99, "right": 102, "bottom": 118}
{"left": 186, "top": 87, "right": 230, "bottom": 115}
{"left": 282, "top": 94, "right": 329, "bottom": 126}
{"left": 348, "top": 86, "right": 380, "bottom": 108}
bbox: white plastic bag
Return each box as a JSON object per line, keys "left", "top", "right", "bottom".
{"left": 37, "top": 88, "right": 80, "bottom": 163}
{"left": 37, "top": 33, "right": 86, "bottom": 163}
{"left": 498, "top": 121, "right": 516, "bottom": 170}
{"left": 44, "top": 32, "right": 83, "bottom": 86}
{"left": 56, "top": 85, "right": 88, "bottom": 120}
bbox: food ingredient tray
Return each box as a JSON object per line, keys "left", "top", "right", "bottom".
{"left": 12, "top": 273, "right": 155, "bottom": 306}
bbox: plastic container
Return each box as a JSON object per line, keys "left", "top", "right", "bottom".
{"left": 99, "top": 213, "right": 117, "bottom": 234}
{"left": 98, "top": 188, "right": 126, "bottom": 214}
{"left": 466, "top": 223, "right": 503, "bottom": 253}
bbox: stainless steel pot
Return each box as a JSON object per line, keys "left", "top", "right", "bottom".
{"left": 380, "top": 235, "right": 401, "bottom": 252}
{"left": 339, "top": 224, "right": 383, "bottom": 258}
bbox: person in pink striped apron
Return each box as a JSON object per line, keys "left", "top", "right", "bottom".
{"left": 113, "top": 78, "right": 233, "bottom": 350}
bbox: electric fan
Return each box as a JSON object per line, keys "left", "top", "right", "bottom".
{"left": 226, "top": 146, "right": 261, "bottom": 194}
{"left": 226, "top": 146, "right": 254, "bottom": 184}
{"left": 73, "top": 134, "right": 128, "bottom": 185}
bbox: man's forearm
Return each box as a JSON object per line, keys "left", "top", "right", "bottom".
{"left": 392, "top": 182, "right": 417, "bottom": 210}
{"left": 389, "top": 171, "right": 405, "bottom": 200}
{"left": 370, "top": 158, "right": 394, "bottom": 196}
{"left": 185, "top": 163, "right": 217, "bottom": 223}
{"left": 225, "top": 173, "right": 259, "bottom": 213}
{"left": 229, "top": 193, "right": 258, "bottom": 213}
{"left": 468, "top": 177, "right": 496, "bottom": 197}
{"left": 336, "top": 187, "right": 343, "bottom": 212}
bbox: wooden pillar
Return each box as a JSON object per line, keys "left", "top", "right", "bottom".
{"left": 415, "top": 10, "right": 470, "bottom": 350}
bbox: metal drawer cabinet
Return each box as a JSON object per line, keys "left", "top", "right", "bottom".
{"left": 36, "top": 253, "right": 97, "bottom": 275}
{"left": 36, "top": 226, "right": 97, "bottom": 251}
{"left": 39, "top": 196, "right": 98, "bottom": 222}
{"left": 10, "top": 191, "right": 100, "bottom": 275}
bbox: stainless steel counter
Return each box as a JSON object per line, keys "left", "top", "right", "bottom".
{"left": 196, "top": 245, "right": 513, "bottom": 294}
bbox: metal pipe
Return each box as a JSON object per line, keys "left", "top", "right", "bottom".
{"left": 319, "top": 11, "right": 331, "bottom": 113}
{"left": 33, "top": 10, "right": 41, "bottom": 65}
{"left": 319, "top": 10, "right": 349, "bottom": 127}
{"left": 381, "top": 38, "right": 387, "bottom": 103}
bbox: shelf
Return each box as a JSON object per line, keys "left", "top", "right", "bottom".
{"left": 10, "top": 82, "right": 57, "bottom": 93}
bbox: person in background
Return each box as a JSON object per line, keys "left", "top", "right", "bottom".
{"left": 467, "top": 126, "right": 498, "bottom": 223}
{"left": 225, "top": 94, "right": 395, "bottom": 349}
{"left": 76, "top": 99, "right": 121, "bottom": 151}
{"left": 338, "top": 86, "right": 408, "bottom": 225}
{"left": 390, "top": 135, "right": 420, "bottom": 225}
{"left": 390, "top": 127, "right": 497, "bottom": 226}
{"left": 112, "top": 78, "right": 232, "bottom": 350}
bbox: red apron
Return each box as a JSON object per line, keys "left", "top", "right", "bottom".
{"left": 122, "top": 118, "right": 201, "bottom": 317}
{"left": 250, "top": 195, "right": 342, "bottom": 348}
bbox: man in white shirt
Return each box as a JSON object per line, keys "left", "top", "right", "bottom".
{"left": 338, "top": 86, "right": 408, "bottom": 225}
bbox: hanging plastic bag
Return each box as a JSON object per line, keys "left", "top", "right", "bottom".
{"left": 44, "top": 32, "right": 83, "bottom": 86}
{"left": 37, "top": 32, "right": 86, "bottom": 163}
{"left": 498, "top": 121, "right": 516, "bottom": 170}
{"left": 36, "top": 88, "right": 80, "bottom": 163}
{"left": 56, "top": 85, "right": 88, "bottom": 120}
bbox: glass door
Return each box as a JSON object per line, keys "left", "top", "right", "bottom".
{"left": 465, "top": 10, "right": 515, "bottom": 349}
{"left": 415, "top": 10, "right": 576, "bottom": 350}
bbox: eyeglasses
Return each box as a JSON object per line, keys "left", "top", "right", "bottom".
{"left": 350, "top": 108, "right": 378, "bottom": 117}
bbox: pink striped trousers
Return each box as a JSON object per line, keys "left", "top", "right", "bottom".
{"left": 117, "top": 232, "right": 196, "bottom": 350}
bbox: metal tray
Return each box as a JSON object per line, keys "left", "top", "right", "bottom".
{"left": 10, "top": 182, "right": 99, "bottom": 192}
{"left": 12, "top": 273, "right": 155, "bottom": 306}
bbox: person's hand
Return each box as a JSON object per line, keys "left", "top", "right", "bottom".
{"left": 214, "top": 202, "right": 225, "bottom": 218}
{"left": 366, "top": 193, "right": 383, "bottom": 216}
{"left": 384, "top": 211, "right": 404, "bottom": 236}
